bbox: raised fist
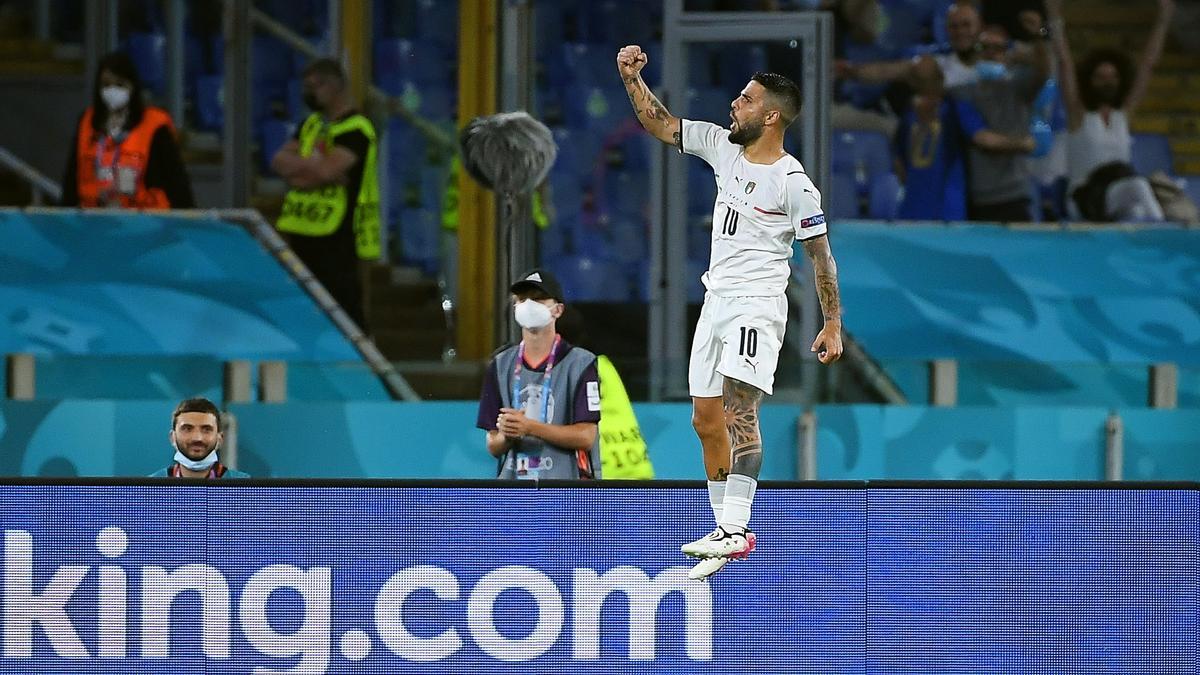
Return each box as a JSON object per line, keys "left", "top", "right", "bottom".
{"left": 617, "top": 45, "right": 649, "bottom": 80}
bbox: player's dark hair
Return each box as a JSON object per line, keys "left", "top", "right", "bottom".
{"left": 751, "top": 72, "right": 802, "bottom": 127}
{"left": 172, "top": 397, "right": 221, "bottom": 429}
{"left": 1077, "top": 48, "right": 1133, "bottom": 111}
{"left": 302, "top": 58, "right": 347, "bottom": 87}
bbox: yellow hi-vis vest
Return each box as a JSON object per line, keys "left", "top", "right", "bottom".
{"left": 277, "top": 112, "right": 381, "bottom": 260}
{"left": 597, "top": 355, "right": 655, "bottom": 479}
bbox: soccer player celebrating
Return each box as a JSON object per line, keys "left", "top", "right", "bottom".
{"left": 617, "top": 45, "right": 844, "bottom": 579}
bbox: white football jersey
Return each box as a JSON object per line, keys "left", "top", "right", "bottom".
{"left": 681, "top": 119, "right": 827, "bottom": 297}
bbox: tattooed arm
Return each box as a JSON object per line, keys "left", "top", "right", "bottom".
{"left": 802, "top": 234, "right": 844, "bottom": 364}
{"left": 723, "top": 378, "right": 764, "bottom": 479}
{"left": 616, "top": 44, "right": 682, "bottom": 149}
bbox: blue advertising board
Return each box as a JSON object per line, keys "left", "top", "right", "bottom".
{"left": 0, "top": 482, "right": 1193, "bottom": 674}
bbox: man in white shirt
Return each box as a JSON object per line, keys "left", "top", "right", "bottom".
{"left": 617, "top": 45, "right": 844, "bottom": 580}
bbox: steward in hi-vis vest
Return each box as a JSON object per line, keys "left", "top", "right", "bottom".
{"left": 271, "top": 58, "right": 378, "bottom": 331}
{"left": 61, "top": 51, "right": 194, "bottom": 209}
{"left": 276, "top": 112, "right": 380, "bottom": 260}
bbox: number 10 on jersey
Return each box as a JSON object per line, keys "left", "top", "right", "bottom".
{"left": 721, "top": 204, "right": 739, "bottom": 236}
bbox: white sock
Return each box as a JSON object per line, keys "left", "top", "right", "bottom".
{"left": 719, "top": 474, "right": 758, "bottom": 530}
{"left": 707, "top": 480, "right": 726, "bottom": 523}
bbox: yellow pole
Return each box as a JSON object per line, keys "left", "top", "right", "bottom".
{"left": 456, "top": 0, "right": 498, "bottom": 359}
{"left": 340, "top": 0, "right": 370, "bottom": 110}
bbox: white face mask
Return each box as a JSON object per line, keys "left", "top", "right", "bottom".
{"left": 514, "top": 299, "right": 555, "bottom": 329}
{"left": 101, "top": 85, "right": 131, "bottom": 111}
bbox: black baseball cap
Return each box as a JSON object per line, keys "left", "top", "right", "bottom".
{"left": 510, "top": 268, "right": 565, "bottom": 302}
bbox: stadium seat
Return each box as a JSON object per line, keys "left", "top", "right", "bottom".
{"left": 395, "top": 207, "right": 440, "bottom": 274}
{"left": 608, "top": 217, "right": 648, "bottom": 265}
{"left": 686, "top": 86, "right": 732, "bottom": 121}
{"left": 374, "top": 39, "right": 450, "bottom": 86}
{"left": 1132, "top": 133, "right": 1174, "bottom": 177}
{"left": 126, "top": 33, "right": 165, "bottom": 95}
{"left": 716, "top": 44, "right": 767, "bottom": 91}
{"left": 194, "top": 75, "right": 223, "bottom": 131}
{"left": 868, "top": 172, "right": 904, "bottom": 220}
{"left": 550, "top": 255, "right": 632, "bottom": 302}
{"left": 832, "top": 130, "right": 893, "bottom": 188}
{"left": 829, "top": 171, "right": 861, "bottom": 220}
{"left": 560, "top": 42, "right": 615, "bottom": 87}
{"left": 257, "top": 119, "right": 293, "bottom": 173}
{"left": 600, "top": 169, "right": 649, "bottom": 218}
{"left": 688, "top": 162, "right": 717, "bottom": 216}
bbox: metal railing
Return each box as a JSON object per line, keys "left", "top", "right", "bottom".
{"left": 0, "top": 147, "right": 62, "bottom": 206}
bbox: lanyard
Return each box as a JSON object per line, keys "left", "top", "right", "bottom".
{"left": 93, "top": 133, "right": 124, "bottom": 180}
{"left": 512, "top": 334, "right": 561, "bottom": 423}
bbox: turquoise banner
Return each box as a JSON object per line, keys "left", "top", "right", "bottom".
{"left": 1, "top": 400, "right": 1196, "bottom": 481}
{"left": 0, "top": 212, "right": 357, "bottom": 361}
{"left": 825, "top": 223, "right": 1200, "bottom": 406}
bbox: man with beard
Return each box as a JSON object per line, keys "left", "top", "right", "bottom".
{"left": 1047, "top": 0, "right": 1173, "bottom": 222}
{"left": 150, "top": 398, "right": 249, "bottom": 478}
{"left": 272, "top": 58, "right": 380, "bottom": 331}
{"left": 617, "top": 46, "right": 844, "bottom": 580}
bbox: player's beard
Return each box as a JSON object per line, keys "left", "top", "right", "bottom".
{"left": 729, "top": 115, "right": 765, "bottom": 146}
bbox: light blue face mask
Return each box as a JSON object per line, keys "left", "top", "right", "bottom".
{"left": 976, "top": 60, "right": 1009, "bottom": 81}
{"left": 173, "top": 437, "right": 219, "bottom": 471}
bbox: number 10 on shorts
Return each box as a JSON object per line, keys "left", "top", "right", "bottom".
{"left": 739, "top": 326, "right": 758, "bottom": 357}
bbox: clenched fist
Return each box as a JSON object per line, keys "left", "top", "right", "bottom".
{"left": 616, "top": 45, "right": 649, "bottom": 80}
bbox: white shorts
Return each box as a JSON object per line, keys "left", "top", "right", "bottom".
{"left": 688, "top": 292, "right": 787, "bottom": 397}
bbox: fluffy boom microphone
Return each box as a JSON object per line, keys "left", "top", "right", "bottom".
{"left": 459, "top": 112, "right": 558, "bottom": 339}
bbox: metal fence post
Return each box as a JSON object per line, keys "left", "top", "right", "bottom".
{"left": 5, "top": 354, "right": 35, "bottom": 400}
{"left": 222, "top": 410, "right": 240, "bottom": 471}
{"left": 1105, "top": 411, "right": 1124, "bottom": 481}
{"left": 1148, "top": 363, "right": 1178, "bottom": 409}
{"left": 929, "top": 359, "right": 958, "bottom": 406}
{"left": 223, "top": 360, "right": 252, "bottom": 404}
{"left": 798, "top": 409, "right": 817, "bottom": 480}
{"left": 259, "top": 361, "right": 287, "bottom": 402}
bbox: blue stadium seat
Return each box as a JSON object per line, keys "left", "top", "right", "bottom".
{"left": 716, "top": 45, "right": 767, "bottom": 92}
{"left": 258, "top": 119, "right": 293, "bottom": 173}
{"left": 540, "top": 220, "right": 569, "bottom": 259}
{"left": 374, "top": 39, "right": 450, "bottom": 86}
{"left": 126, "top": 33, "right": 165, "bottom": 94}
{"left": 253, "top": 35, "right": 293, "bottom": 93}
{"left": 688, "top": 222, "right": 712, "bottom": 262}
{"left": 195, "top": 75, "right": 223, "bottom": 131}
{"left": 687, "top": 258, "right": 707, "bottom": 303}
{"left": 395, "top": 208, "right": 440, "bottom": 273}
{"left": 551, "top": 127, "right": 603, "bottom": 183}
{"left": 601, "top": 170, "right": 649, "bottom": 218}
{"left": 560, "top": 42, "right": 615, "bottom": 87}
{"left": 829, "top": 171, "right": 861, "bottom": 220}
{"left": 560, "top": 83, "right": 626, "bottom": 132}
{"left": 686, "top": 86, "right": 732, "bottom": 120}
{"left": 832, "top": 130, "right": 893, "bottom": 188}
{"left": 1132, "top": 133, "right": 1174, "bottom": 176}
{"left": 608, "top": 217, "right": 648, "bottom": 265}
{"left": 688, "top": 162, "right": 716, "bottom": 216}
{"left": 549, "top": 255, "right": 632, "bottom": 302}
{"left": 868, "top": 172, "right": 904, "bottom": 220}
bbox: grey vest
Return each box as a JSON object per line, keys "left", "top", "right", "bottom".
{"left": 494, "top": 343, "right": 601, "bottom": 480}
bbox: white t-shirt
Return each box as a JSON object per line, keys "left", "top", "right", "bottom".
{"left": 681, "top": 119, "right": 826, "bottom": 297}
{"left": 933, "top": 52, "right": 976, "bottom": 88}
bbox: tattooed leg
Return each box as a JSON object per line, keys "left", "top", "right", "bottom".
{"left": 724, "top": 377, "right": 764, "bottom": 479}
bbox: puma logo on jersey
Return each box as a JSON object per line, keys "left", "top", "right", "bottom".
{"left": 743, "top": 358, "right": 758, "bottom": 372}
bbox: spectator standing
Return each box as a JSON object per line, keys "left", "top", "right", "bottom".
{"left": 951, "top": 20, "right": 1051, "bottom": 221}
{"left": 894, "top": 57, "right": 968, "bottom": 220}
{"left": 1048, "top": 0, "right": 1173, "bottom": 222}
{"left": 272, "top": 58, "right": 380, "bottom": 331}
{"left": 60, "top": 51, "right": 194, "bottom": 209}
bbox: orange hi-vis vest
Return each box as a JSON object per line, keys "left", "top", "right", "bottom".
{"left": 76, "top": 106, "right": 174, "bottom": 209}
